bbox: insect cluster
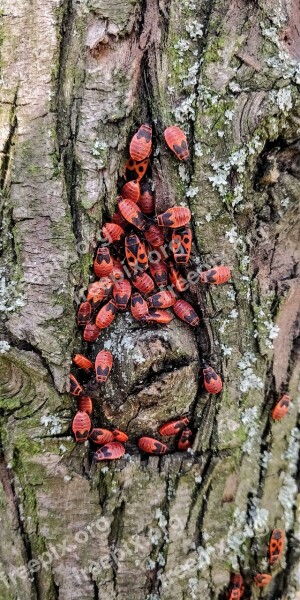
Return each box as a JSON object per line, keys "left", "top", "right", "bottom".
{"left": 224, "top": 396, "right": 291, "bottom": 592}
{"left": 69, "top": 123, "right": 229, "bottom": 460}
{"left": 227, "top": 528, "right": 285, "bottom": 597}
{"left": 69, "top": 124, "right": 290, "bottom": 587}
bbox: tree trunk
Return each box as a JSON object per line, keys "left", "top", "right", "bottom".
{"left": 0, "top": 0, "right": 299, "bottom": 599}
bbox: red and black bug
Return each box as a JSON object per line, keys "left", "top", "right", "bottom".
{"left": 69, "top": 374, "right": 83, "bottom": 396}
{"left": 113, "top": 279, "right": 131, "bottom": 310}
{"left": 102, "top": 223, "right": 125, "bottom": 243}
{"left": 95, "top": 350, "right": 113, "bottom": 383}
{"left": 178, "top": 428, "right": 193, "bottom": 451}
{"left": 148, "top": 290, "right": 176, "bottom": 309}
{"left": 272, "top": 394, "right": 291, "bottom": 421}
{"left": 139, "top": 182, "right": 155, "bottom": 214}
{"left": 132, "top": 271, "right": 155, "bottom": 295}
{"left": 95, "top": 299, "right": 118, "bottom": 330}
{"left": 269, "top": 529, "right": 284, "bottom": 565}
{"left": 112, "top": 429, "right": 129, "bottom": 443}
{"left": 110, "top": 259, "right": 124, "bottom": 283}
{"left": 156, "top": 206, "right": 191, "bottom": 228}
{"left": 72, "top": 411, "right": 91, "bottom": 442}
{"left": 94, "top": 441, "right": 125, "bottom": 461}
{"left": 72, "top": 354, "right": 94, "bottom": 372}
{"left": 121, "top": 180, "right": 141, "bottom": 203}
{"left": 89, "top": 428, "right": 114, "bottom": 445}
{"left": 124, "top": 157, "right": 149, "bottom": 181}
{"left": 87, "top": 282, "right": 105, "bottom": 308}
{"left": 118, "top": 198, "right": 147, "bottom": 231}
{"left": 125, "top": 233, "right": 148, "bottom": 271}
{"left": 164, "top": 126, "right": 189, "bottom": 161}
{"left": 159, "top": 417, "right": 189, "bottom": 437}
{"left": 173, "top": 299, "right": 199, "bottom": 327}
{"left": 138, "top": 437, "right": 168, "bottom": 455}
{"left": 228, "top": 573, "right": 244, "bottom": 600}
{"left": 171, "top": 227, "right": 192, "bottom": 264}
{"left": 87, "top": 278, "right": 113, "bottom": 307}
{"left": 131, "top": 292, "right": 149, "bottom": 321}
{"left": 77, "top": 302, "right": 92, "bottom": 327}
{"left": 94, "top": 247, "right": 114, "bottom": 278}
{"left": 77, "top": 396, "right": 93, "bottom": 415}
{"left": 202, "top": 364, "right": 222, "bottom": 394}
{"left": 144, "top": 224, "right": 165, "bottom": 247}
{"left": 254, "top": 574, "right": 272, "bottom": 588}
{"left": 199, "top": 266, "right": 231, "bottom": 285}
{"left": 149, "top": 260, "right": 168, "bottom": 288}
{"left": 143, "top": 309, "right": 173, "bottom": 324}
{"left": 83, "top": 322, "right": 100, "bottom": 342}
{"left": 169, "top": 263, "right": 187, "bottom": 292}
{"left": 129, "top": 123, "right": 152, "bottom": 162}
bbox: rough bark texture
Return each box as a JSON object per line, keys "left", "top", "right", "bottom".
{"left": 0, "top": 1, "right": 299, "bottom": 599}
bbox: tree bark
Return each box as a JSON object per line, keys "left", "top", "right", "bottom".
{"left": 0, "top": 1, "right": 299, "bottom": 599}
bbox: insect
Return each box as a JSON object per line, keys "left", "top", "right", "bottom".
{"left": 118, "top": 198, "right": 146, "bottom": 231}
{"left": 95, "top": 299, "right": 118, "bottom": 330}
{"left": 121, "top": 180, "right": 140, "bottom": 203}
{"left": 272, "top": 394, "right": 291, "bottom": 420}
{"left": 77, "top": 302, "right": 92, "bottom": 327}
{"left": 95, "top": 350, "right": 113, "bottom": 383}
{"left": 143, "top": 309, "right": 173, "bottom": 324}
{"left": 228, "top": 573, "right": 244, "bottom": 600}
{"left": 72, "top": 354, "right": 94, "bottom": 372}
{"left": 86, "top": 282, "right": 105, "bottom": 308}
{"left": 269, "top": 529, "right": 284, "bottom": 565}
{"left": 102, "top": 223, "right": 125, "bottom": 243}
{"left": 83, "top": 322, "right": 100, "bottom": 342}
{"left": 164, "top": 125, "right": 189, "bottom": 161}
{"left": 173, "top": 299, "right": 200, "bottom": 326}
{"left": 156, "top": 206, "right": 191, "bottom": 228}
{"left": 112, "top": 206, "right": 127, "bottom": 228}
{"left": 139, "top": 182, "right": 155, "bottom": 214}
{"left": 93, "top": 247, "right": 114, "bottom": 278}
{"left": 124, "top": 157, "right": 149, "bottom": 181}
{"left": 178, "top": 428, "right": 193, "bottom": 451}
{"left": 138, "top": 437, "right": 168, "bottom": 455}
{"left": 125, "top": 234, "right": 148, "bottom": 271}
{"left": 149, "top": 260, "right": 168, "bottom": 287}
{"left": 169, "top": 263, "right": 187, "bottom": 292}
{"left": 159, "top": 417, "right": 190, "bottom": 437}
{"left": 202, "top": 364, "right": 223, "bottom": 394}
{"left": 129, "top": 123, "right": 152, "bottom": 162}
{"left": 254, "top": 574, "right": 272, "bottom": 587}
{"left": 89, "top": 428, "right": 114, "bottom": 445}
{"left": 199, "top": 266, "right": 231, "bottom": 285}
{"left": 72, "top": 411, "right": 91, "bottom": 442}
{"left": 94, "top": 441, "right": 125, "bottom": 461}
{"left": 144, "top": 224, "right": 165, "bottom": 247}
{"left": 113, "top": 279, "right": 132, "bottom": 310}
{"left": 148, "top": 290, "right": 176, "bottom": 309}
{"left": 131, "top": 292, "right": 149, "bottom": 321}
{"left": 132, "top": 271, "right": 155, "bottom": 295}
{"left": 77, "top": 396, "right": 93, "bottom": 415}
{"left": 112, "top": 429, "right": 129, "bottom": 443}
{"left": 69, "top": 374, "right": 83, "bottom": 396}
{"left": 171, "top": 227, "right": 192, "bottom": 264}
